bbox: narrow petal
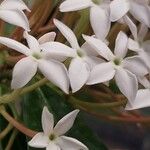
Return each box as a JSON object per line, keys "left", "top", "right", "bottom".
{"left": 130, "top": 2, "right": 150, "bottom": 27}
{"left": 46, "top": 142, "right": 60, "bottom": 150}
{"left": 138, "top": 24, "right": 148, "bottom": 42}
{"left": 90, "top": 6, "right": 110, "bottom": 40}
{"left": 123, "top": 56, "right": 148, "bottom": 76}
{"left": 38, "top": 32, "right": 56, "bottom": 44}
{"left": 69, "top": 57, "right": 90, "bottom": 93}
{"left": 125, "top": 89, "right": 150, "bottom": 110}
{"left": 23, "top": 31, "right": 41, "bottom": 52}
{"left": 110, "top": 0, "right": 130, "bottom": 21}
{"left": 59, "top": 0, "right": 92, "bottom": 12}
{"left": 83, "top": 56, "right": 105, "bottom": 69}
{"left": 0, "top": 37, "right": 30, "bottom": 55}
{"left": 128, "top": 38, "right": 140, "bottom": 52}
{"left": 1, "top": 0, "right": 30, "bottom": 11}
{"left": 38, "top": 59, "right": 69, "bottom": 94}
{"left": 42, "top": 107, "right": 54, "bottom": 135}
{"left": 139, "top": 51, "right": 150, "bottom": 68}
{"left": 54, "top": 19, "right": 80, "bottom": 49}
{"left": 11, "top": 57, "right": 37, "bottom": 89}
{"left": 87, "top": 62, "right": 115, "bottom": 85}
{"left": 142, "top": 40, "right": 150, "bottom": 52}
{"left": 57, "top": 136, "right": 88, "bottom": 150}
{"left": 54, "top": 110, "right": 79, "bottom": 136}
{"left": 83, "top": 35, "right": 114, "bottom": 60}
{"left": 0, "top": 10, "right": 30, "bottom": 31}
{"left": 115, "top": 68, "right": 138, "bottom": 103}
{"left": 28, "top": 133, "right": 49, "bottom": 148}
{"left": 40, "top": 42, "right": 77, "bottom": 58}
{"left": 123, "top": 15, "right": 138, "bottom": 40}
{"left": 81, "top": 42, "right": 99, "bottom": 56}
{"left": 114, "top": 31, "right": 128, "bottom": 58}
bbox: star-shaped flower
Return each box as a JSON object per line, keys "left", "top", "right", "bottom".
{"left": 127, "top": 23, "right": 150, "bottom": 69}
{"left": 126, "top": 76, "right": 150, "bottom": 110}
{"left": 0, "top": 31, "right": 72, "bottom": 93}
{"left": 53, "top": 19, "right": 103, "bottom": 93}
{"left": 59, "top": 0, "right": 111, "bottom": 41}
{"left": 0, "top": 0, "right": 30, "bottom": 31}
{"left": 110, "top": 0, "right": 150, "bottom": 27}
{"left": 28, "top": 107, "right": 88, "bottom": 150}
{"left": 83, "top": 31, "right": 148, "bottom": 104}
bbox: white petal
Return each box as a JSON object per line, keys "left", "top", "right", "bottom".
{"left": 87, "top": 62, "right": 115, "bottom": 85}
{"left": 128, "top": 38, "right": 140, "bottom": 52}
{"left": 0, "top": 37, "right": 30, "bottom": 55}
{"left": 142, "top": 40, "right": 150, "bottom": 52}
{"left": 11, "top": 57, "right": 37, "bottom": 89}
{"left": 42, "top": 107, "right": 54, "bottom": 135}
{"left": 123, "top": 56, "right": 148, "bottom": 76}
{"left": 38, "top": 59, "right": 69, "bottom": 94}
{"left": 110, "top": 0, "right": 130, "bottom": 21}
{"left": 59, "top": 0, "right": 92, "bottom": 12}
{"left": 23, "top": 31, "right": 40, "bottom": 52}
{"left": 83, "top": 35, "right": 114, "bottom": 60}
{"left": 139, "top": 51, "right": 150, "bottom": 68}
{"left": 90, "top": 6, "right": 110, "bottom": 40}
{"left": 81, "top": 42, "right": 99, "bottom": 56}
{"left": 28, "top": 132, "right": 49, "bottom": 148}
{"left": 115, "top": 68, "right": 138, "bottom": 103}
{"left": 54, "top": 110, "right": 79, "bottom": 136}
{"left": 83, "top": 56, "right": 105, "bottom": 69}
{"left": 123, "top": 15, "right": 138, "bottom": 40}
{"left": 69, "top": 57, "right": 90, "bottom": 93}
{"left": 138, "top": 24, "right": 148, "bottom": 42}
{"left": 38, "top": 32, "right": 56, "bottom": 44}
{"left": 46, "top": 142, "right": 60, "bottom": 150}
{"left": 130, "top": 2, "right": 150, "bottom": 27}
{"left": 0, "top": 10, "right": 30, "bottom": 31}
{"left": 57, "top": 136, "right": 88, "bottom": 150}
{"left": 40, "top": 42, "right": 77, "bottom": 58}
{"left": 125, "top": 89, "right": 150, "bottom": 110}
{"left": 1, "top": 0, "right": 30, "bottom": 11}
{"left": 53, "top": 19, "right": 79, "bottom": 49}
{"left": 114, "top": 31, "right": 128, "bottom": 58}
{"left": 138, "top": 77, "right": 150, "bottom": 89}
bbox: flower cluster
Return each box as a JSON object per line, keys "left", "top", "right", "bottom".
{"left": 0, "top": 0, "right": 150, "bottom": 109}
{"left": 0, "top": 1, "right": 149, "bottom": 148}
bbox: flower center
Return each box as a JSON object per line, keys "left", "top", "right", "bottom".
{"left": 32, "top": 52, "right": 42, "bottom": 60}
{"left": 113, "top": 58, "right": 121, "bottom": 66}
{"left": 92, "top": 0, "right": 101, "bottom": 4}
{"left": 49, "top": 134, "right": 56, "bottom": 141}
{"left": 77, "top": 49, "right": 85, "bottom": 58}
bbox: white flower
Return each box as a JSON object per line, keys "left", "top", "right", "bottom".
{"left": 0, "top": 0, "right": 30, "bottom": 31}
{"left": 53, "top": 19, "right": 104, "bottom": 93}
{"left": 126, "top": 77, "right": 150, "bottom": 110}
{"left": 59, "top": 0, "right": 111, "bottom": 41}
{"left": 83, "top": 31, "right": 148, "bottom": 104}
{"left": 28, "top": 107, "right": 88, "bottom": 150}
{"left": 127, "top": 23, "right": 150, "bottom": 69}
{"left": 0, "top": 31, "right": 71, "bottom": 93}
{"left": 110, "top": 0, "right": 150, "bottom": 27}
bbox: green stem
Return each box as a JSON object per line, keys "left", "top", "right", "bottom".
{"left": 74, "top": 9, "right": 89, "bottom": 39}
{"left": 0, "top": 124, "right": 13, "bottom": 140}
{"left": 69, "top": 96, "right": 127, "bottom": 109}
{"left": 0, "top": 78, "right": 48, "bottom": 104}
{"left": 0, "top": 107, "right": 37, "bottom": 138}
{"left": 5, "top": 129, "right": 18, "bottom": 150}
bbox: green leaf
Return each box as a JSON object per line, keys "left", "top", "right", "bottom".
{"left": 22, "top": 86, "right": 107, "bottom": 150}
